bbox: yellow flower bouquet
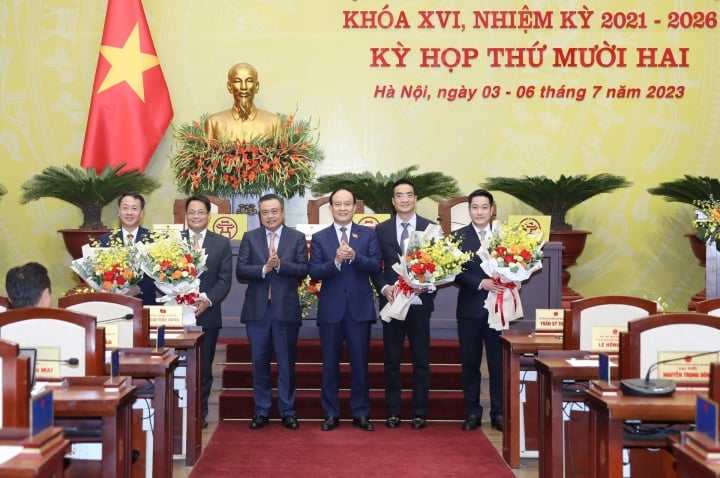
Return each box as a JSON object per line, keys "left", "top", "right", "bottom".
{"left": 380, "top": 224, "right": 470, "bottom": 322}
{"left": 70, "top": 243, "right": 142, "bottom": 294}
{"left": 297, "top": 275, "right": 322, "bottom": 319}
{"left": 478, "top": 222, "right": 544, "bottom": 330}
{"left": 136, "top": 233, "right": 208, "bottom": 325}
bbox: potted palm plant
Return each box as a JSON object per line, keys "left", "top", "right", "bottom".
{"left": 647, "top": 175, "right": 720, "bottom": 308}
{"left": 310, "top": 165, "right": 461, "bottom": 213}
{"left": 19, "top": 164, "right": 160, "bottom": 258}
{"left": 481, "top": 174, "right": 632, "bottom": 303}
{"left": 0, "top": 183, "right": 6, "bottom": 198}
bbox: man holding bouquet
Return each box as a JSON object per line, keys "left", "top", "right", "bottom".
{"left": 183, "top": 195, "right": 233, "bottom": 428}
{"left": 371, "top": 179, "right": 435, "bottom": 429}
{"left": 453, "top": 189, "right": 505, "bottom": 431}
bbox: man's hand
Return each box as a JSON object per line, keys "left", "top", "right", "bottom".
{"left": 383, "top": 285, "right": 395, "bottom": 303}
{"left": 265, "top": 251, "right": 280, "bottom": 272}
{"left": 194, "top": 299, "right": 210, "bottom": 316}
{"left": 121, "top": 285, "right": 141, "bottom": 297}
{"left": 335, "top": 242, "right": 355, "bottom": 265}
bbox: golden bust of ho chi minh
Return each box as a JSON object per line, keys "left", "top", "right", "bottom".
{"left": 203, "top": 62, "right": 281, "bottom": 143}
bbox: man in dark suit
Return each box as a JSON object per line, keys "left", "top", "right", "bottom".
{"left": 371, "top": 179, "right": 435, "bottom": 429}
{"left": 5, "top": 262, "right": 52, "bottom": 308}
{"left": 309, "top": 188, "right": 382, "bottom": 431}
{"left": 182, "top": 195, "right": 233, "bottom": 429}
{"left": 99, "top": 192, "right": 157, "bottom": 305}
{"left": 453, "top": 189, "right": 505, "bottom": 431}
{"left": 236, "top": 193, "right": 308, "bottom": 430}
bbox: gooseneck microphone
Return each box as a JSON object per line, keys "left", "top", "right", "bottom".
{"left": 97, "top": 313, "right": 134, "bottom": 324}
{"left": 620, "top": 349, "right": 720, "bottom": 397}
{"left": 37, "top": 358, "right": 80, "bottom": 366}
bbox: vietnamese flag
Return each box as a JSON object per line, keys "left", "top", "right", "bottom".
{"left": 81, "top": 0, "right": 173, "bottom": 172}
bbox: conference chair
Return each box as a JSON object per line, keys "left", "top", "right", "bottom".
{"left": 0, "top": 307, "right": 105, "bottom": 378}
{"left": 307, "top": 196, "right": 366, "bottom": 224}
{"left": 619, "top": 312, "right": 720, "bottom": 387}
{"left": 0, "top": 295, "right": 10, "bottom": 312}
{"left": 173, "top": 195, "right": 231, "bottom": 225}
{"left": 58, "top": 293, "right": 148, "bottom": 348}
{"left": 0, "top": 338, "right": 32, "bottom": 427}
{"left": 696, "top": 297, "right": 720, "bottom": 316}
{"left": 563, "top": 295, "right": 658, "bottom": 353}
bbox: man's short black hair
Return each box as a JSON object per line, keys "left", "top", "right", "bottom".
{"left": 185, "top": 195, "right": 211, "bottom": 213}
{"left": 5, "top": 262, "right": 51, "bottom": 308}
{"left": 117, "top": 192, "right": 146, "bottom": 209}
{"left": 467, "top": 189, "right": 494, "bottom": 205}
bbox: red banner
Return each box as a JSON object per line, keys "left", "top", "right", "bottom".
{"left": 81, "top": 0, "right": 173, "bottom": 172}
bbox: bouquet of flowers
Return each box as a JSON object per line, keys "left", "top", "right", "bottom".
{"left": 70, "top": 243, "right": 143, "bottom": 294}
{"left": 297, "top": 275, "right": 322, "bottom": 319}
{"left": 694, "top": 196, "right": 720, "bottom": 250}
{"left": 380, "top": 224, "right": 470, "bottom": 322}
{"left": 478, "top": 222, "right": 544, "bottom": 330}
{"left": 136, "top": 233, "right": 208, "bottom": 325}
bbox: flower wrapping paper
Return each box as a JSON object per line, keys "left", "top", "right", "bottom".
{"left": 478, "top": 247, "right": 543, "bottom": 331}
{"left": 380, "top": 224, "right": 469, "bottom": 322}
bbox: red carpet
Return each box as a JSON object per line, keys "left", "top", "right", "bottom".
{"left": 189, "top": 420, "right": 515, "bottom": 477}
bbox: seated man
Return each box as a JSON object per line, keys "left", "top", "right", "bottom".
{"left": 5, "top": 262, "right": 52, "bottom": 308}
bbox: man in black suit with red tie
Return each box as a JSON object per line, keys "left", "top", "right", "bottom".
{"left": 371, "top": 179, "right": 435, "bottom": 430}
{"left": 453, "top": 189, "right": 505, "bottom": 431}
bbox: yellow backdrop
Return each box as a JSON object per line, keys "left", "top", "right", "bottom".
{"left": 1, "top": 0, "right": 718, "bottom": 311}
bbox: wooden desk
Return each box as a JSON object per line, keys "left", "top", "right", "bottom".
{"left": 110, "top": 348, "right": 179, "bottom": 478}
{"left": 674, "top": 439, "right": 720, "bottom": 477}
{"left": 585, "top": 388, "right": 700, "bottom": 478}
{"left": 535, "top": 355, "right": 615, "bottom": 478}
{"left": 49, "top": 376, "right": 135, "bottom": 478}
{"left": 150, "top": 330, "right": 204, "bottom": 466}
{"left": 500, "top": 333, "right": 563, "bottom": 468}
{"left": 0, "top": 427, "right": 69, "bottom": 478}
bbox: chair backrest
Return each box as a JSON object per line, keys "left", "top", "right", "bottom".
{"left": 619, "top": 312, "right": 720, "bottom": 387}
{"left": 58, "top": 293, "right": 148, "bottom": 348}
{"left": 437, "top": 196, "right": 469, "bottom": 236}
{"left": 173, "top": 195, "right": 231, "bottom": 225}
{"left": 306, "top": 196, "right": 366, "bottom": 224}
{"left": 564, "top": 295, "right": 658, "bottom": 353}
{"left": 0, "top": 307, "right": 104, "bottom": 378}
{"left": 0, "top": 295, "right": 10, "bottom": 313}
{"left": 0, "top": 338, "right": 31, "bottom": 427}
{"left": 696, "top": 298, "right": 720, "bottom": 317}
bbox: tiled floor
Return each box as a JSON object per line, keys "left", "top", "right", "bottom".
{"left": 171, "top": 343, "right": 539, "bottom": 477}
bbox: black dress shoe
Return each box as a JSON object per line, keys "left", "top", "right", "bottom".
{"left": 249, "top": 415, "right": 269, "bottom": 430}
{"left": 411, "top": 416, "right": 426, "bottom": 429}
{"left": 201, "top": 418, "right": 208, "bottom": 429}
{"left": 462, "top": 414, "right": 481, "bottom": 431}
{"left": 281, "top": 415, "right": 300, "bottom": 429}
{"left": 491, "top": 415, "right": 504, "bottom": 431}
{"left": 352, "top": 416, "right": 375, "bottom": 431}
{"left": 386, "top": 415, "right": 401, "bottom": 428}
{"left": 321, "top": 416, "right": 339, "bottom": 431}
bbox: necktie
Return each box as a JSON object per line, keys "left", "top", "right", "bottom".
{"left": 479, "top": 230, "right": 487, "bottom": 242}
{"left": 400, "top": 222, "right": 410, "bottom": 248}
{"left": 193, "top": 233, "right": 202, "bottom": 250}
{"left": 126, "top": 233, "right": 134, "bottom": 246}
{"left": 340, "top": 226, "right": 348, "bottom": 244}
{"left": 269, "top": 231, "right": 277, "bottom": 255}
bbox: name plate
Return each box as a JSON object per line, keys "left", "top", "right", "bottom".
{"left": 535, "top": 309, "right": 564, "bottom": 332}
{"left": 30, "top": 389, "right": 54, "bottom": 437}
{"left": 35, "top": 346, "right": 62, "bottom": 379}
{"left": 657, "top": 351, "right": 717, "bottom": 383}
{"left": 145, "top": 305, "right": 184, "bottom": 328}
{"left": 590, "top": 326, "right": 625, "bottom": 352}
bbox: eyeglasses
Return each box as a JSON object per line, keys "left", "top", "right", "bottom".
{"left": 187, "top": 210, "right": 208, "bottom": 217}
{"left": 394, "top": 192, "right": 415, "bottom": 199}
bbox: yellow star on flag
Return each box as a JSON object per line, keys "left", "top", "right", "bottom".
{"left": 96, "top": 23, "right": 159, "bottom": 101}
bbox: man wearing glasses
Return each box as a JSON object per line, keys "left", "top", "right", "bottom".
{"left": 184, "top": 195, "right": 233, "bottom": 428}
{"left": 371, "top": 179, "right": 436, "bottom": 430}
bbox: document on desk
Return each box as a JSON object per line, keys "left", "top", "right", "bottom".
{"left": 0, "top": 446, "right": 23, "bottom": 464}
{"left": 565, "top": 358, "right": 617, "bottom": 367}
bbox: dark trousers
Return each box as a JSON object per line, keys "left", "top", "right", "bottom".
{"left": 457, "top": 316, "right": 503, "bottom": 418}
{"left": 319, "top": 308, "right": 372, "bottom": 418}
{"left": 382, "top": 305, "right": 431, "bottom": 417}
{"left": 246, "top": 306, "right": 300, "bottom": 417}
{"left": 200, "top": 326, "right": 220, "bottom": 419}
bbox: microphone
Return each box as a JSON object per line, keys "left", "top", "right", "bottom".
{"left": 37, "top": 358, "right": 80, "bottom": 366}
{"left": 436, "top": 217, "right": 466, "bottom": 227}
{"left": 97, "top": 313, "right": 134, "bottom": 324}
{"left": 620, "top": 349, "right": 720, "bottom": 397}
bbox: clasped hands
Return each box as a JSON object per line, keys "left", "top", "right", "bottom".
{"left": 264, "top": 251, "right": 281, "bottom": 272}
{"left": 334, "top": 242, "right": 355, "bottom": 266}
{"left": 383, "top": 284, "right": 429, "bottom": 304}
